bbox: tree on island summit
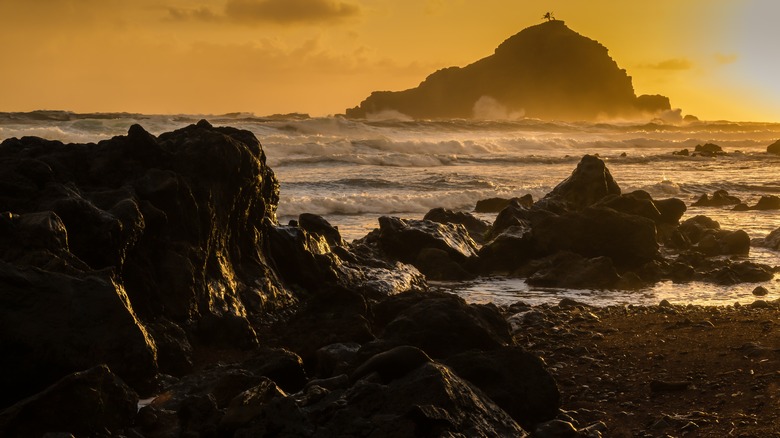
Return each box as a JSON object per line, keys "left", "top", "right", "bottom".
{"left": 543, "top": 12, "right": 555, "bottom": 21}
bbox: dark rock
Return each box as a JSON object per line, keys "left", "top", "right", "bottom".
{"left": 219, "top": 378, "right": 287, "bottom": 434}
{"left": 423, "top": 207, "right": 491, "bottom": 244}
{"left": 753, "top": 227, "right": 780, "bottom": 250}
{"left": 0, "top": 365, "right": 137, "bottom": 438}
{"left": 767, "top": 139, "right": 780, "bottom": 154}
{"left": 373, "top": 291, "right": 512, "bottom": 359}
{"left": 594, "top": 191, "right": 662, "bottom": 223}
{"left": 415, "top": 247, "right": 474, "bottom": 280}
{"left": 152, "top": 364, "right": 263, "bottom": 412}
{"left": 672, "top": 149, "right": 690, "bottom": 156}
{"left": 732, "top": 203, "right": 750, "bottom": 211}
{"left": 314, "top": 343, "right": 361, "bottom": 379}
{"left": 693, "top": 143, "right": 724, "bottom": 156}
{"left": 346, "top": 20, "right": 669, "bottom": 121}
{"left": 524, "top": 252, "right": 624, "bottom": 289}
{"left": 474, "top": 194, "right": 533, "bottom": 213}
{"left": 145, "top": 318, "right": 194, "bottom": 377}
{"left": 298, "top": 213, "right": 345, "bottom": 248}
{"left": 753, "top": 286, "right": 769, "bottom": 296}
{"left": 540, "top": 155, "right": 621, "bottom": 210}
{"left": 531, "top": 207, "right": 659, "bottom": 267}
{"left": 706, "top": 261, "right": 774, "bottom": 285}
{"left": 750, "top": 195, "right": 780, "bottom": 210}
{"left": 533, "top": 419, "right": 579, "bottom": 438}
{"left": 377, "top": 216, "right": 478, "bottom": 280}
{"left": 278, "top": 287, "right": 375, "bottom": 368}
{"left": 306, "top": 362, "right": 527, "bottom": 437}
{"left": 178, "top": 394, "right": 221, "bottom": 437}
{"left": 443, "top": 346, "right": 560, "bottom": 429}
{"left": 691, "top": 190, "right": 741, "bottom": 207}
{"left": 241, "top": 348, "right": 308, "bottom": 393}
{"left": 479, "top": 224, "right": 536, "bottom": 273}
{"left": 654, "top": 197, "right": 687, "bottom": 224}
{"left": 0, "top": 264, "right": 157, "bottom": 408}
{"left": 678, "top": 215, "right": 720, "bottom": 244}
{"left": 350, "top": 345, "right": 433, "bottom": 384}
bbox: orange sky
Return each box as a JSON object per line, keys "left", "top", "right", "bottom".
{"left": 1, "top": 0, "right": 778, "bottom": 121}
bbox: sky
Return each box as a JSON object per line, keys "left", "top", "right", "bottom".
{"left": 1, "top": 0, "right": 779, "bottom": 122}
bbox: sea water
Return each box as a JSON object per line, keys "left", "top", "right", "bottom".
{"left": 2, "top": 111, "right": 779, "bottom": 306}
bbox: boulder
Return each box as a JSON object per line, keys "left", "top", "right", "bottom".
{"left": 444, "top": 346, "right": 560, "bottom": 429}
{"left": 654, "top": 197, "right": 687, "bottom": 224}
{"left": 693, "top": 143, "right": 724, "bottom": 156}
{"left": 691, "top": 190, "right": 741, "bottom": 207}
{"left": 540, "top": 155, "right": 621, "bottom": 210}
{"left": 0, "top": 365, "right": 138, "bottom": 438}
{"left": 313, "top": 362, "right": 528, "bottom": 437}
{"left": 751, "top": 195, "right": 780, "bottom": 210}
{"left": 523, "top": 252, "right": 625, "bottom": 289}
{"left": 423, "top": 207, "right": 491, "bottom": 244}
{"left": 474, "top": 194, "right": 534, "bottom": 213}
{"left": 531, "top": 207, "right": 659, "bottom": 267}
{"left": 0, "top": 264, "right": 157, "bottom": 408}
{"left": 372, "top": 292, "right": 512, "bottom": 359}
{"left": 376, "top": 216, "right": 479, "bottom": 280}
{"left": 479, "top": 224, "right": 536, "bottom": 273}
{"left": 767, "top": 139, "right": 780, "bottom": 154}
{"left": 753, "top": 227, "right": 780, "bottom": 250}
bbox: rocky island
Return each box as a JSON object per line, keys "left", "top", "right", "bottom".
{"left": 346, "top": 20, "right": 672, "bottom": 121}
{"left": 1, "top": 123, "right": 778, "bottom": 437}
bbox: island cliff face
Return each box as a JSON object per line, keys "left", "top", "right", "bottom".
{"left": 346, "top": 20, "right": 671, "bottom": 120}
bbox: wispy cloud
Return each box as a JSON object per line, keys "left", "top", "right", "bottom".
{"left": 167, "top": 0, "right": 361, "bottom": 25}
{"left": 639, "top": 58, "right": 693, "bottom": 71}
{"left": 714, "top": 53, "right": 738, "bottom": 65}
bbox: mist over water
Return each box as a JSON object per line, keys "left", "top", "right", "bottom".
{"left": 2, "top": 112, "right": 779, "bottom": 306}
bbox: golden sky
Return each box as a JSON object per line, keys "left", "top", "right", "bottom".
{"left": 1, "top": 0, "right": 778, "bottom": 121}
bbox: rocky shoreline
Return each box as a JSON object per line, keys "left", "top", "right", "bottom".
{"left": 1, "top": 122, "right": 778, "bottom": 437}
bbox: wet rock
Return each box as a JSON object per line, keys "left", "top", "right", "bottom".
{"left": 423, "top": 207, "right": 491, "bottom": 244}
{"left": 540, "top": 155, "right": 621, "bottom": 210}
{"left": 653, "top": 197, "right": 687, "bottom": 224}
{"left": 0, "top": 264, "right": 157, "bottom": 408}
{"left": 767, "top": 139, "right": 780, "bottom": 154}
{"left": 479, "top": 224, "right": 535, "bottom": 273}
{"left": 298, "top": 213, "right": 345, "bottom": 248}
{"left": 696, "top": 229, "right": 750, "bottom": 256}
{"left": 533, "top": 419, "right": 579, "bottom": 437}
{"left": 693, "top": 143, "right": 724, "bottom": 156}
{"left": 752, "top": 286, "right": 769, "bottom": 297}
{"left": 278, "top": 287, "right": 375, "bottom": 367}
{"left": 350, "top": 345, "right": 433, "bottom": 384}
{"left": 475, "top": 194, "right": 534, "bottom": 213}
{"left": 673, "top": 148, "right": 689, "bottom": 156}
{"left": 691, "top": 190, "right": 741, "bottom": 207}
{"left": 752, "top": 227, "right": 780, "bottom": 250}
{"left": 373, "top": 291, "right": 512, "bottom": 359}
{"left": 307, "top": 362, "right": 527, "bottom": 437}
{"left": 241, "top": 348, "right": 308, "bottom": 393}
{"left": 523, "top": 252, "right": 624, "bottom": 289}
{"left": 377, "top": 216, "right": 479, "bottom": 280}
{"left": 219, "top": 378, "right": 287, "bottom": 434}
{"left": 594, "top": 190, "right": 662, "bottom": 223}
{"left": 750, "top": 195, "right": 780, "bottom": 210}
{"left": 0, "top": 365, "right": 138, "bottom": 438}
{"left": 705, "top": 261, "right": 774, "bottom": 285}
{"left": 443, "top": 346, "right": 560, "bottom": 429}
{"left": 531, "top": 207, "right": 659, "bottom": 267}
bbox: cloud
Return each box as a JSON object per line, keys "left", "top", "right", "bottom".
{"left": 714, "top": 53, "right": 738, "bottom": 65}
{"left": 639, "top": 58, "right": 693, "bottom": 71}
{"left": 168, "top": 0, "right": 361, "bottom": 25}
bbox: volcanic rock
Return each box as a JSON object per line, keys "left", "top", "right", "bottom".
{"left": 691, "top": 190, "right": 741, "bottom": 207}
{"left": 0, "top": 365, "right": 138, "bottom": 438}
{"left": 346, "top": 20, "right": 670, "bottom": 120}
{"left": 767, "top": 139, "right": 780, "bottom": 154}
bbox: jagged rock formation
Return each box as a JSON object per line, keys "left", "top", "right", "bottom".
{"left": 346, "top": 20, "right": 671, "bottom": 121}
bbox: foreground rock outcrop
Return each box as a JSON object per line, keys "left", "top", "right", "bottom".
{"left": 346, "top": 20, "right": 671, "bottom": 120}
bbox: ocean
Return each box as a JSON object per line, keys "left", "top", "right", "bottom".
{"left": 2, "top": 111, "right": 779, "bottom": 306}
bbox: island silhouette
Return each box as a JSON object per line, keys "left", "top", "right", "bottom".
{"left": 346, "top": 20, "right": 671, "bottom": 120}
